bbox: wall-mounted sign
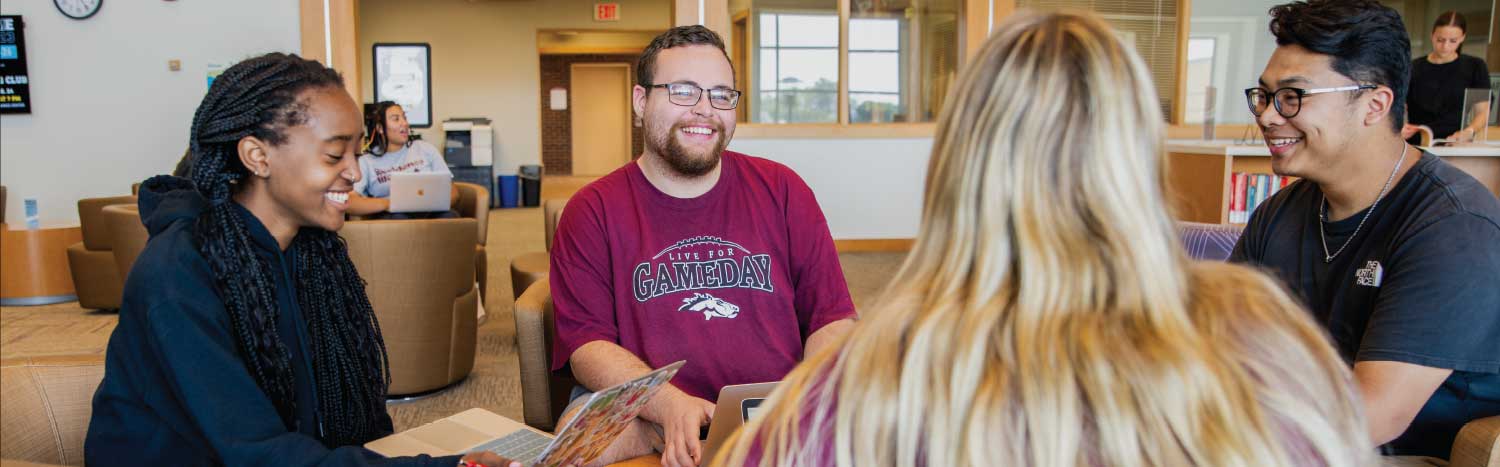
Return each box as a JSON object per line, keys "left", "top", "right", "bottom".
{"left": 373, "top": 43, "right": 432, "bottom": 128}
{"left": 550, "top": 87, "right": 568, "bottom": 110}
{"left": 594, "top": 3, "right": 619, "bottom": 22}
{"left": 0, "top": 16, "right": 31, "bottom": 114}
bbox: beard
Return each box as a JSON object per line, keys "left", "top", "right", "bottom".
{"left": 646, "top": 119, "right": 727, "bottom": 177}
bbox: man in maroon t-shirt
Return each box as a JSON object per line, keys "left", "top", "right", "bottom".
{"left": 549, "top": 26, "right": 857, "bottom": 467}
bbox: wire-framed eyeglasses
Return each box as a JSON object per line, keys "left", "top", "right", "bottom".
{"left": 647, "top": 83, "right": 742, "bottom": 110}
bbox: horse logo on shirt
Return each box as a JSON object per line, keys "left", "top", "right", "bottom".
{"left": 678, "top": 293, "right": 740, "bottom": 320}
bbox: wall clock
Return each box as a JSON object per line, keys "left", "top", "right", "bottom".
{"left": 54, "top": 0, "right": 102, "bottom": 20}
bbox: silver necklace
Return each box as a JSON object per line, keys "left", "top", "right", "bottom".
{"left": 1318, "top": 143, "right": 1408, "bottom": 263}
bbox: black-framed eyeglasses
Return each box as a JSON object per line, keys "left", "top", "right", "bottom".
{"left": 1244, "top": 84, "right": 1377, "bottom": 118}
{"left": 647, "top": 83, "right": 742, "bottom": 110}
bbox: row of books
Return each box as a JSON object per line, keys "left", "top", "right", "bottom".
{"left": 1228, "top": 172, "right": 1293, "bottom": 224}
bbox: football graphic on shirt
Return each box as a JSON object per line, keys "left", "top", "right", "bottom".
{"left": 678, "top": 293, "right": 740, "bottom": 320}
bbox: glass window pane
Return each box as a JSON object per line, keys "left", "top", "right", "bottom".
{"left": 1183, "top": 37, "right": 1216, "bottom": 124}
{"left": 759, "top": 13, "right": 777, "bottom": 47}
{"left": 851, "top": 92, "right": 902, "bottom": 123}
{"left": 742, "top": 2, "right": 838, "bottom": 124}
{"left": 849, "top": 51, "right": 900, "bottom": 93}
{"left": 849, "top": 0, "right": 957, "bottom": 123}
{"left": 775, "top": 49, "right": 838, "bottom": 90}
{"left": 758, "top": 48, "right": 778, "bottom": 90}
{"left": 774, "top": 91, "right": 838, "bottom": 123}
{"left": 850, "top": 18, "right": 900, "bottom": 51}
{"left": 776, "top": 14, "right": 838, "bottom": 47}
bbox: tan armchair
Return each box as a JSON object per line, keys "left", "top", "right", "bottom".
{"left": 102, "top": 205, "right": 147, "bottom": 285}
{"left": 510, "top": 198, "right": 567, "bottom": 301}
{"left": 64, "top": 196, "right": 136, "bottom": 310}
{"left": 513, "top": 278, "right": 578, "bottom": 431}
{"left": 453, "top": 182, "right": 491, "bottom": 301}
{"left": 1449, "top": 415, "right": 1499, "bottom": 467}
{"left": 341, "top": 218, "right": 479, "bottom": 396}
{"left": 0, "top": 354, "right": 107, "bottom": 467}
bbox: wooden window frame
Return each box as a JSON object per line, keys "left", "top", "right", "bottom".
{"left": 687, "top": 0, "right": 1209, "bottom": 139}
{"left": 686, "top": 0, "right": 1007, "bottom": 138}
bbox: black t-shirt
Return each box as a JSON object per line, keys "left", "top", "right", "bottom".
{"left": 1407, "top": 54, "right": 1491, "bottom": 141}
{"left": 1230, "top": 152, "right": 1500, "bottom": 459}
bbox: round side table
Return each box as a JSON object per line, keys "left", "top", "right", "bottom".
{"left": 1, "top": 222, "right": 83, "bottom": 306}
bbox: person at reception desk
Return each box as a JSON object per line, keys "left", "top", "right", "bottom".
{"left": 712, "top": 10, "right": 1374, "bottom": 467}
{"left": 1235, "top": 0, "right": 1500, "bottom": 460}
{"left": 346, "top": 101, "right": 460, "bottom": 219}
{"left": 84, "top": 53, "right": 512, "bottom": 467}
{"left": 1401, "top": 11, "right": 1491, "bottom": 144}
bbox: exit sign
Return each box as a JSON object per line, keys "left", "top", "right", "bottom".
{"left": 594, "top": 3, "right": 619, "bottom": 21}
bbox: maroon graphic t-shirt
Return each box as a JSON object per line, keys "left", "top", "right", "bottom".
{"left": 549, "top": 151, "right": 857, "bottom": 401}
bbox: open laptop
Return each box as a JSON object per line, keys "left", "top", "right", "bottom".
{"left": 701, "top": 381, "right": 778, "bottom": 463}
{"left": 367, "top": 361, "right": 685, "bottom": 466}
{"left": 387, "top": 172, "right": 452, "bottom": 213}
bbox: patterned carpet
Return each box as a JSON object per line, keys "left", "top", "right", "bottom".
{"left": 0, "top": 202, "right": 906, "bottom": 432}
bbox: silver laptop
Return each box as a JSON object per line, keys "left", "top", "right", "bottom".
{"left": 367, "top": 361, "right": 685, "bottom": 466}
{"left": 387, "top": 172, "right": 451, "bottom": 213}
{"left": 701, "top": 381, "right": 778, "bottom": 463}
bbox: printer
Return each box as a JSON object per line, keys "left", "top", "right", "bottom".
{"left": 442, "top": 118, "right": 493, "bottom": 167}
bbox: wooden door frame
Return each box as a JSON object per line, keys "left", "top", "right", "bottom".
{"left": 569, "top": 63, "right": 634, "bottom": 175}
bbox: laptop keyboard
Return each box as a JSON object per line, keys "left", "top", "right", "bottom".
{"left": 475, "top": 430, "right": 552, "bottom": 462}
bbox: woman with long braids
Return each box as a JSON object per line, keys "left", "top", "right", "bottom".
{"left": 346, "top": 101, "right": 460, "bottom": 219}
{"left": 85, "top": 53, "right": 512, "bottom": 466}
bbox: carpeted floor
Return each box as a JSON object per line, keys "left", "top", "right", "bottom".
{"left": 0, "top": 194, "right": 906, "bottom": 432}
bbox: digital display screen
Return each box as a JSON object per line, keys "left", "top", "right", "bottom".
{"left": 741, "top": 398, "right": 764, "bottom": 422}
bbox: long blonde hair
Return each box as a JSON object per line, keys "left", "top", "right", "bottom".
{"left": 713, "top": 10, "right": 1372, "bottom": 467}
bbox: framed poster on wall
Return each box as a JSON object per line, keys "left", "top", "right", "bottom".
{"left": 372, "top": 43, "right": 432, "bottom": 127}
{"left": 0, "top": 15, "right": 31, "bottom": 114}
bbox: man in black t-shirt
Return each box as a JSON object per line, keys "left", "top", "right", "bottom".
{"left": 1235, "top": 0, "right": 1500, "bottom": 460}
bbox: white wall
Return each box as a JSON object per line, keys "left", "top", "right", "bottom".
{"left": 0, "top": 1, "right": 301, "bottom": 226}
{"left": 728, "top": 138, "right": 931, "bottom": 239}
{"left": 358, "top": 0, "right": 672, "bottom": 175}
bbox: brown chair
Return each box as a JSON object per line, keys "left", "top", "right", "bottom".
{"left": 0, "top": 354, "right": 107, "bottom": 467}
{"left": 453, "top": 182, "right": 491, "bottom": 302}
{"left": 513, "top": 278, "right": 577, "bottom": 431}
{"left": 340, "top": 218, "right": 479, "bottom": 396}
{"left": 101, "top": 205, "right": 147, "bottom": 285}
{"left": 509, "top": 198, "right": 567, "bottom": 301}
{"left": 1449, "top": 415, "right": 1500, "bottom": 467}
{"left": 64, "top": 196, "right": 136, "bottom": 310}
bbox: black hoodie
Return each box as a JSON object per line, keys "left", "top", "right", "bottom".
{"left": 85, "top": 176, "right": 459, "bottom": 466}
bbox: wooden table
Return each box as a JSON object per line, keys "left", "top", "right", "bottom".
{"left": 0, "top": 223, "right": 82, "bottom": 306}
{"left": 609, "top": 455, "right": 661, "bottom": 467}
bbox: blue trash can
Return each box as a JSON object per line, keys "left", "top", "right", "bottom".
{"left": 498, "top": 175, "right": 520, "bottom": 208}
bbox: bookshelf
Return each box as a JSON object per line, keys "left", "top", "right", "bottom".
{"left": 1165, "top": 141, "right": 1500, "bottom": 225}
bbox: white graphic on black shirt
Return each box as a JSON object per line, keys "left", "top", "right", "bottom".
{"left": 679, "top": 293, "right": 740, "bottom": 320}
{"left": 1356, "top": 260, "right": 1384, "bottom": 287}
{"left": 632, "top": 236, "right": 775, "bottom": 303}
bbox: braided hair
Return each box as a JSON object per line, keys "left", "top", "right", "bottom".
{"left": 187, "top": 52, "right": 392, "bottom": 447}
{"left": 362, "top": 101, "right": 404, "bottom": 156}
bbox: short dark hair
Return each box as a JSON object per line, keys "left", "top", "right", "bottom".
{"left": 1269, "top": 0, "right": 1410, "bottom": 132}
{"left": 637, "top": 25, "right": 733, "bottom": 86}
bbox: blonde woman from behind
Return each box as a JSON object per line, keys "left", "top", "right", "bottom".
{"left": 710, "top": 10, "right": 1374, "bottom": 467}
